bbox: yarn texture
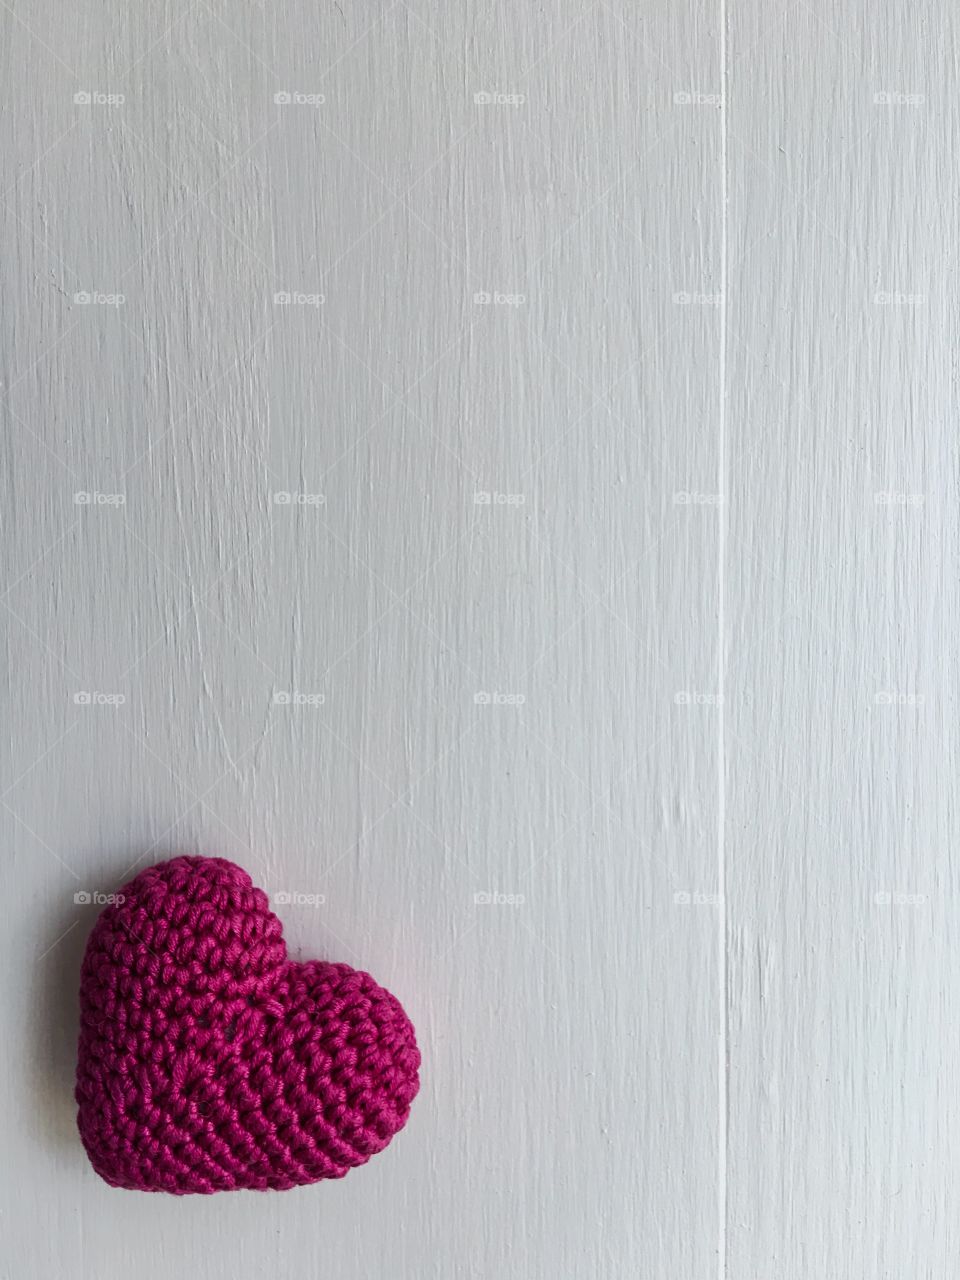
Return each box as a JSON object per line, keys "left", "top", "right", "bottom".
{"left": 75, "top": 856, "right": 420, "bottom": 1193}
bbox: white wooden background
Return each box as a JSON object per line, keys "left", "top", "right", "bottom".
{"left": 0, "top": 2, "right": 953, "bottom": 1277}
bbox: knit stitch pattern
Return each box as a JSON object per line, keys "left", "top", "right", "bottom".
{"left": 75, "top": 856, "right": 420, "bottom": 1193}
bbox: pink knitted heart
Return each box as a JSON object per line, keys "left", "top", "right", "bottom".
{"left": 75, "top": 856, "right": 420, "bottom": 1193}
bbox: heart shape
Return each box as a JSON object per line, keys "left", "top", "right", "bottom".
{"left": 75, "top": 856, "right": 420, "bottom": 1193}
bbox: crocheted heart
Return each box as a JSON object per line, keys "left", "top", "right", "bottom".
{"left": 75, "top": 856, "right": 420, "bottom": 1193}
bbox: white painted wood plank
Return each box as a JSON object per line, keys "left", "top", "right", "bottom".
{"left": 1, "top": 3, "right": 721, "bottom": 1277}
{"left": 727, "top": 2, "right": 960, "bottom": 1274}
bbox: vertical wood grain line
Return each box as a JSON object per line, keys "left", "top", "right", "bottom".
{"left": 718, "top": 0, "right": 729, "bottom": 1275}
